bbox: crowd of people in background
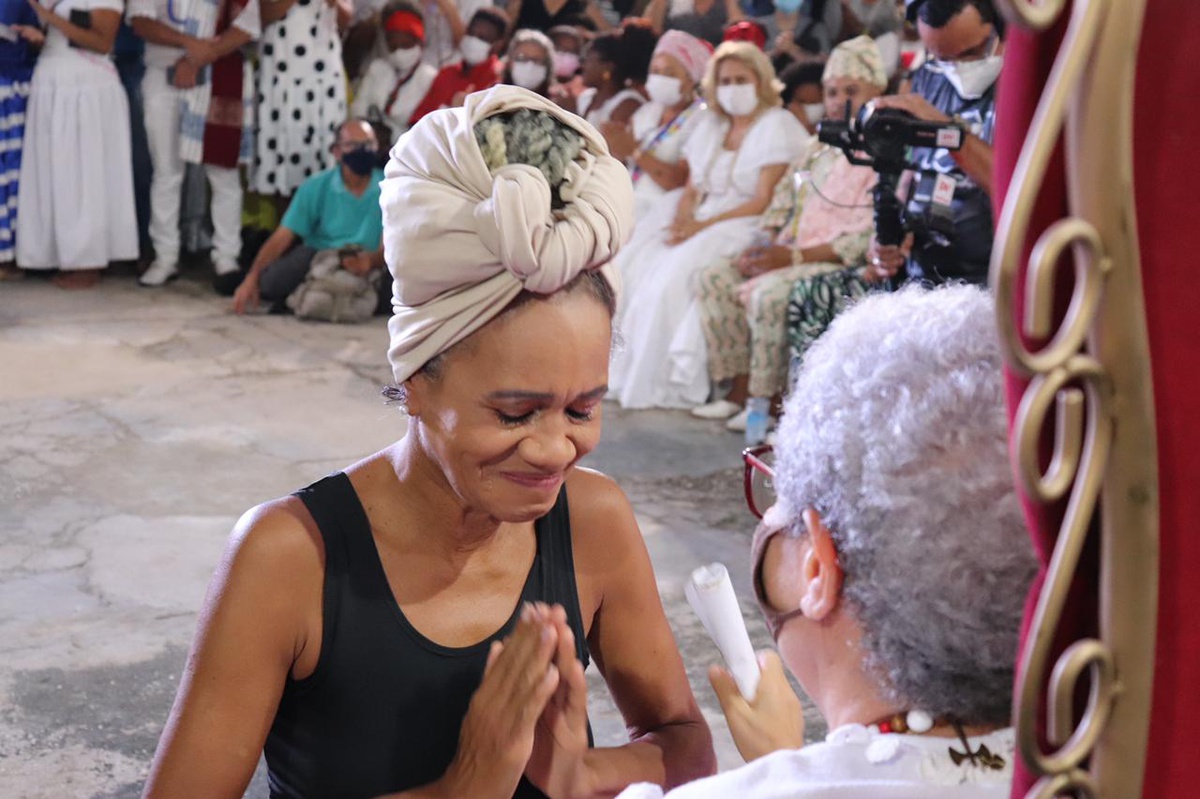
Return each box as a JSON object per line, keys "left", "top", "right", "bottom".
{"left": 0, "top": 0, "right": 1003, "bottom": 441}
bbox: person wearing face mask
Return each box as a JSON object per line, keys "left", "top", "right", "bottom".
{"left": 232, "top": 120, "right": 388, "bottom": 315}
{"left": 607, "top": 41, "right": 806, "bottom": 410}
{"left": 617, "top": 285, "right": 1035, "bottom": 799}
{"left": 548, "top": 23, "right": 584, "bottom": 80}
{"left": 600, "top": 30, "right": 712, "bottom": 220}
{"left": 575, "top": 26, "right": 654, "bottom": 131}
{"left": 547, "top": 23, "right": 587, "bottom": 109}
{"left": 352, "top": 1, "right": 440, "bottom": 146}
{"left": 690, "top": 36, "right": 882, "bottom": 434}
{"left": 778, "top": 61, "right": 826, "bottom": 135}
{"left": 408, "top": 6, "right": 506, "bottom": 123}
{"left": 780, "top": 3, "right": 1003, "bottom": 422}
{"left": 502, "top": 29, "right": 556, "bottom": 98}
{"left": 865, "top": 0, "right": 1002, "bottom": 287}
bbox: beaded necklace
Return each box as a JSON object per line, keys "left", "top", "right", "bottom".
{"left": 631, "top": 98, "right": 701, "bottom": 183}
{"left": 870, "top": 711, "right": 1007, "bottom": 771}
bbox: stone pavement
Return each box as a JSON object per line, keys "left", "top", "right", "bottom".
{"left": 0, "top": 272, "right": 822, "bottom": 798}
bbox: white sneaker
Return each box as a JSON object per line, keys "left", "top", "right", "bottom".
{"left": 725, "top": 407, "right": 751, "bottom": 432}
{"left": 690, "top": 399, "right": 742, "bottom": 420}
{"left": 138, "top": 260, "right": 178, "bottom": 287}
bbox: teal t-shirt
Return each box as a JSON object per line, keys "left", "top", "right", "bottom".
{"left": 281, "top": 167, "right": 386, "bottom": 251}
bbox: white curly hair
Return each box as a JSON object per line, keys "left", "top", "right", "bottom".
{"left": 773, "top": 284, "right": 1037, "bottom": 726}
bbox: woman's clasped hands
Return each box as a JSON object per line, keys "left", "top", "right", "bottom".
{"left": 667, "top": 215, "right": 705, "bottom": 245}
{"left": 443, "top": 602, "right": 595, "bottom": 799}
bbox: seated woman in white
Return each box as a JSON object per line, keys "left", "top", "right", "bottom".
{"left": 608, "top": 41, "right": 806, "bottom": 410}
{"left": 350, "top": 0, "right": 439, "bottom": 147}
{"left": 600, "top": 30, "right": 713, "bottom": 221}
{"left": 618, "top": 286, "right": 1038, "bottom": 798}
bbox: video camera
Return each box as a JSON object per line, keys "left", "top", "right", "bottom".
{"left": 817, "top": 102, "right": 964, "bottom": 246}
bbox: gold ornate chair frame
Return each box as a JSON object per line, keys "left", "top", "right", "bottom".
{"left": 990, "top": 1, "right": 1158, "bottom": 797}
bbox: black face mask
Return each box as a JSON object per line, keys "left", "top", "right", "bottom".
{"left": 341, "top": 147, "right": 378, "bottom": 177}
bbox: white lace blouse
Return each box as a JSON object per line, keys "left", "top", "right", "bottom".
{"left": 617, "top": 724, "right": 1016, "bottom": 799}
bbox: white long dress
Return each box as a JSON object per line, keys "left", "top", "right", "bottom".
{"left": 16, "top": 0, "right": 137, "bottom": 270}
{"left": 608, "top": 107, "right": 806, "bottom": 409}
{"left": 252, "top": 0, "right": 347, "bottom": 195}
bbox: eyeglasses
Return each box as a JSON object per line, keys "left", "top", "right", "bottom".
{"left": 742, "top": 445, "right": 775, "bottom": 520}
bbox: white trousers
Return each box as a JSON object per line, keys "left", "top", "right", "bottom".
{"left": 142, "top": 65, "right": 242, "bottom": 266}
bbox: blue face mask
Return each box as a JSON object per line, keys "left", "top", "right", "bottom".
{"left": 775, "top": 0, "right": 804, "bottom": 13}
{"left": 341, "top": 147, "right": 378, "bottom": 177}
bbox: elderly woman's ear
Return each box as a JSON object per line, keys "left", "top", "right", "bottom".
{"left": 797, "top": 509, "right": 842, "bottom": 621}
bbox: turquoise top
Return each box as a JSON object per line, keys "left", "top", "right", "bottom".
{"left": 282, "top": 166, "right": 386, "bottom": 252}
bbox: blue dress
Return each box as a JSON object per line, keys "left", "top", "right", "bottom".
{"left": 0, "top": 1, "right": 37, "bottom": 263}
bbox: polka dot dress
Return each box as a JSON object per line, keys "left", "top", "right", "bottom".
{"left": 252, "top": 0, "right": 348, "bottom": 196}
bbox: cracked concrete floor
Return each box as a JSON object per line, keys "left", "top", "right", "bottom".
{"left": 0, "top": 272, "right": 822, "bottom": 798}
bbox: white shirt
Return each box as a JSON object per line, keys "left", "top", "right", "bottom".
{"left": 350, "top": 57, "right": 438, "bottom": 144}
{"left": 618, "top": 725, "right": 1016, "bottom": 799}
{"left": 127, "top": 0, "right": 262, "bottom": 69}
{"left": 577, "top": 86, "right": 645, "bottom": 129}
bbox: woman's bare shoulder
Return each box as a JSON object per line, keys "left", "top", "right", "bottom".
{"left": 223, "top": 494, "right": 325, "bottom": 587}
{"left": 565, "top": 467, "right": 635, "bottom": 523}
{"left": 564, "top": 467, "right": 646, "bottom": 563}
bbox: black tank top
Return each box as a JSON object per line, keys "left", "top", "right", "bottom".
{"left": 265, "top": 473, "right": 591, "bottom": 799}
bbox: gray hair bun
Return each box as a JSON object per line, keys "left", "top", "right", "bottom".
{"left": 474, "top": 109, "right": 584, "bottom": 209}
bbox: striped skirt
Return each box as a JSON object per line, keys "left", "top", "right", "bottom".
{"left": 0, "top": 76, "right": 30, "bottom": 263}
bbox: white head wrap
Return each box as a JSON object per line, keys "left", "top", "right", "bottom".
{"left": 823, "top": 34, "right": 888, "bottom": 91}
{"left": 382, "top": 86, "right": 634, "bottom": 385}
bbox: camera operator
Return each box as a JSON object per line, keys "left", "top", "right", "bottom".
{"left": 867, "top": 0, "right": 1003, "bottom": 285}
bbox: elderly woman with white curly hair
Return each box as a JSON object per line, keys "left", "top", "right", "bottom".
{"left": 619, "top": 284, "right": 1038, "bottom": 799}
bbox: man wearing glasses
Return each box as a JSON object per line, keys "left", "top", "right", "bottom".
{"left": 866, "top": 0, "right": 1003, "bottom": 288}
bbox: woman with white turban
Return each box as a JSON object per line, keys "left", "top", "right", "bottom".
{"left": 143, "top": 86, "right": 716, "bottom": 799}
{"left": 600, "top": 30, "right": 713, "bottom": 221}
{"left": 607, "top": 41, "right": 807, "bottom": 410}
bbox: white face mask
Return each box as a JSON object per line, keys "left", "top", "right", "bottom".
{"left": 804, "top": 103, "right": 825, "bottom": 125}
{"left": 388, "top": 45, "right": 422, "bottom": 74}
{"left": 716, "top": 83, "right": 759, "bottom": 117}
{"left": 460, "top": 35, "right": 492, "bottom": 66}
{"left": 941, "top": 54, "right": 1003, "bottom": 99}
{"left": 553, "top": 51, "right": 580, "bottom": 78}
{"left": 645, "top": 74, "right": 684, "bottom": 107}
{"left": 510, "top": 61, "right": 549, "bottom": 90}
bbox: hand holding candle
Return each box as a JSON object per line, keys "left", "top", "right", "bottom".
{"left": 685, "top": 562, "right": 760, "bottom": 700}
